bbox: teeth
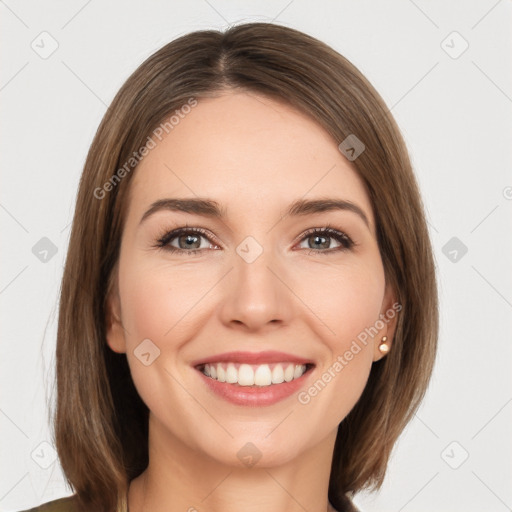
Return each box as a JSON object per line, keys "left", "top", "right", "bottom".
{"left": 239, "top": 364, "right": 255, "bottom": 386}
{"left": 201, "top": 362, "right": 309, "bottom": 386}
{"left": 226, "top": 363, "right": 237, "bottom": 383}
{"left": 293, "top": 365, "right": 304, "bottom": 379}
{"left": 254, "top": 364, "right": 272, "bottom": 386}
{"left": 271, "top": 364, "right": 284, "bottom": 384}
{"left": 284, "top": 364, "right": 294, "bottom": 382}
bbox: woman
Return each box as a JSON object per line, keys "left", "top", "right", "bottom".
{"left": 20, "top": 22, "right": 438, "bottom": 512}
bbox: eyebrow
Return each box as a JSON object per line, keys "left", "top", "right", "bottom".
{"left": 139, "top": 197, "right": 371, "bottom": 229}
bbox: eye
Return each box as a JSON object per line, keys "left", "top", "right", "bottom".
{"left": 154, "top": 226, "right": 220, "bottom": 256}
{"left": 153, "top": 224, "right": 355, "bottom": 256}
{"left": 296, "top": 226, "right": 354, "bottom": 255}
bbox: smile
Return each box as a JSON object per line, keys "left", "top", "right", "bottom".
{"left": 199, "top": 362, "right": 313, "bottom": 386}
{"left": 191, "top": 351, "right": 316, "bottom": 406}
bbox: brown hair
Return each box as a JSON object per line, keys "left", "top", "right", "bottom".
{"left": 54, "top": 22, "right": 438, "bottom": 512}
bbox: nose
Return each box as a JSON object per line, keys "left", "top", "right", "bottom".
{"left": 218, "top": 241, "right": 294, "bottom": 332}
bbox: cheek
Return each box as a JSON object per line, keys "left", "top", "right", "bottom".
{"left": 117, "top": 261, "right": 200, "bottom": 423}
{"left": 116, "top": 259, "right": 217, "bottom": 404}
{"left": 118, "top": 260, "right": 209, "bottom": 344}
{"left": 293, "top": 260, "right": 383, "bottom": 414}
{"left": 295, "top": 257, "right": 385, "bottom": 346}
{"left": 119, "top": 251, "right": 385, "bottom": 364}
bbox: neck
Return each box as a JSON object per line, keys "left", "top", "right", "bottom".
{"left": 128, "top": 414, "right": 338, "bottom": 512}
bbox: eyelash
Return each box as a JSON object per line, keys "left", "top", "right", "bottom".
{"left": 153, "top": 223, "right": 355, "bottom": 256}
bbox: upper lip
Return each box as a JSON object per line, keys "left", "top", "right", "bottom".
{"left": 191, "top": 351, "right": 315, "bottom": 367}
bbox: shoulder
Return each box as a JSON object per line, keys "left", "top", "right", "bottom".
{"left": 16, "top": 495, "right": 80, "bottom": 512}
{"left": 345, "top": 494, "right": 361, "bottom": 512}
{"left": 346, "top": 495, "right": 362, "bottom": 512}
{"left": 330, "top": 492, "right": 362, "bottom": 512}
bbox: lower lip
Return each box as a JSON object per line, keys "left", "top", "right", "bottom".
{"left": 195, "top": 367, "right": 314, "bottom": 407}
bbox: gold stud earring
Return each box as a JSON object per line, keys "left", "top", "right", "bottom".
{"left": 378, "top": 336, "right": 389, "bottom": 354}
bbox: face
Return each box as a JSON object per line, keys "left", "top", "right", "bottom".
{"left": 106, "top": 91, "right": 397, "bottom": 468}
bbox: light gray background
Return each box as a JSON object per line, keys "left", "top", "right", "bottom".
{"left": 1, "top": 1, "right": 511, "bottom": 511}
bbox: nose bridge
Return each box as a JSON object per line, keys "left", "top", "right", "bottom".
{"left": 220, "top": 232, "right": 292, "bottom": 329}
{"left": 236, "top": 232, "right": 282, "bottom": 299}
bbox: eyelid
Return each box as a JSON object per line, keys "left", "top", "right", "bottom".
{"left": 153, "top": 223, "right": 356, "bottom": 254}
{"left": 293, "top": 225, "right": 355, "bottom": 252}
{"left": 154, "top": 225, "right": 222, "bottom": 250}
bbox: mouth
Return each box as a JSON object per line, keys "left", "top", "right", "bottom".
{"left": 195, "top": 361, "right": 316, "bottom": 387}
{"left": 190, "top": 351, "right": 316, "bottom": 406}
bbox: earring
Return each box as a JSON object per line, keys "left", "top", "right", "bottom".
{"left": 378, "top": 336, "right": 389, "bottom": 354}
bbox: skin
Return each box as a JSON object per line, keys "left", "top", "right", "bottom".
{"left": 106, "top": 91, "right": 397, "bottom": 512}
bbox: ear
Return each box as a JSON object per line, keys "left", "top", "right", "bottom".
{"left": 105, "top": 283, "right": 127, "bottom": 354}
{"left": 372, "top": 282, "right": 400, "bottom": 362}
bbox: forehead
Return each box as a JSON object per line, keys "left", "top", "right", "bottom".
{"left": 128, "top": 91, "right": 374, "bottom": 228}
